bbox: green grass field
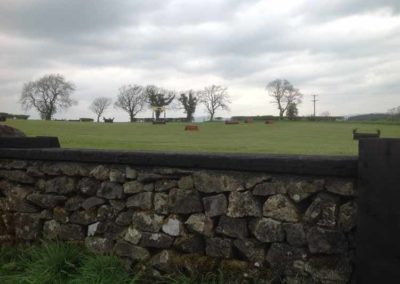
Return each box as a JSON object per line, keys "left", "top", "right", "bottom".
{"left": 4, "top": 120, "right": 400, "bottom": 155}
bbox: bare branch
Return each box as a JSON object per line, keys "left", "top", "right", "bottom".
{"left": 199, "top": 85, "right": 231, "bottom": 121}
{"left": 20, "top": 74, "right": 76, "bottom": 120}
{"left": 114, "top": 84, "right": 146, "bottom": 122}
{"left": 266, "top": 79, "right": 303, "bottom": 119}
{"left": 90, "top": 97, "right": 112, "bottom": 122}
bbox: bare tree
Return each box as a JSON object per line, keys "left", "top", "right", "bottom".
{"left": 388, "top": 106, "right": 400, "bottom": 115}
{"left": 114, "top": 85, "right": 146, "bottom": 122}
{"left": 20, "top": 74, "right": 76, "bottom": 120}
{"left": 266, "top": 79, "right": 303, "bottom": 119}
{"left": 145, "top": 85, "right": 175, "bottom": 120}
{"left": 90, "top": 97, "right": 112, "bottom": 122}
{"left": 178, "top": 90, "right": 198, "bottom": 122}
{"left": 199, "top": 85, "right": 230, "bottom": 121}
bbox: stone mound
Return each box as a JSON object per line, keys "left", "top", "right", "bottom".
{"left": 0, "top": 124, "right": 26, "bottom": 137}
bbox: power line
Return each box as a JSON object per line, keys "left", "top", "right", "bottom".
{"left": 311, "top": 94, "right": 318, "bottom": 117}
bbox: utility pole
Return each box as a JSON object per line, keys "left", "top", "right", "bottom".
{"left": 311, "top": 94, "right": 318, "bottom": 117}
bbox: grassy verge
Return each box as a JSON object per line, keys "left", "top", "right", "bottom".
{"left": 5, "top": 120, "right": 400, "bottom": 155}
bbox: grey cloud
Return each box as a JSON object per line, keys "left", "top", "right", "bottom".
{"left": 0, "top": 0, "right": 400, "bottom": 119}
{"left": 299, "top": 0, "right": 400, "bottom": 21}
{"left": 0, "top": 0, "right": 166, "bottom": 39}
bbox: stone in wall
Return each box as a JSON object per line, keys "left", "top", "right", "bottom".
{"left": 215, "top": 216, "right": 248, "bottom": 239}
{"left": 338, "top": 201, "right": 357, "bottom": 232}
{"left": 202, "top": 194, "right": 227, "bottom": 217}
{"left": 0, "top": 159, "right": 28, "bottom": 170}
{"left": 14, "top": 213, "right": 41, "bottom": 240}
{"left": 123, "top": 226, "right": 142, "bottom": 244}
{"left": 233, "top": 239, "right": 265, "bottom": 263}
{"left": 70, "top": 209, "right": 97, "bottom": 225}
{"left": 90, "top": 165, "right": 110, "bottom": 180}
{"left": 26, "top": 193, "right": 67, "bottom": 208}
{"left": 0, "top": 182, "right": 38, "bottom": 213}
{"left": 206, "top": 237, "right": 233, "bottom": 258}
{"left": 244, "top": 175, "right": 271, "bottom": 190}
{"left": 43, "top": 220, "right": 61, "bottom": 239}
{"left": 85, "top": 237, "right": 114, "bottom": 254}
{"left": 140, "top": 232, "right": 174, "bottom": 248}
{"left": 0, "top": 170, "right": 35, "bottom": 184}
{"left": 123, "top": 181, "right": 144, "bottom": 194}
{"left": 137, "top": 172, "right": 164, "bottom": 183}
{"left": 59, "top": 224, "right": 85, "bottom": 240}
{"left": 126, "top": 192, "right": 153, "bottom": 209}
{"left": 65, "top": 196, "right": 84, "bottom": 211}
{"left": 149, "top": 250, "right": 178, "bottom": 273}
{"left": 131, "top": 211, "right": 164, "bottom": 233}
{"left": 53, "top": 207, "right": 69, "bottom": 223}
{"left": 287, "top": 180, "right": 324, "bottom": 202}
{"left": 168, "top": 188, "right": 203, "bottom": 214}
{"left": 116, "top": 210, "right": 133, "bottom": 226}
{"left": 177, "top": 175, "right": 194, "bottom": 190}
{"left": 252, "top": 180, "right": 287, "bottom": 196}
{"left": 283, "top": 223, "right": 307, "bottom": 247}
{"left": 185, "top": 213, "right": 214, "bottom": 237}
{"left": 326, "top": 179, "right": 356, "bottom": 196}
{"left": 114, "top": 240, "right": 150, "bottom": 261}
{"left": 97, "top": 205, "right": 115, "bottom": 221}
{"left": 249, "top": 218, "right": 285, "bottom": 243}
{"left": 97, "top": 182, "right": 124, "bottom": 199}
{"left": 173, "top": 234, "right": 204, "bottom": 254}
{"left": 155, "top": 180, "right": 177, "bottom": 192}
{"left": 82, "top": 197, "right": 105, "bottom": 210}
{"left": 45, "top": 177, "right": 77, "bottom": 195}
{"left": 162, "top": 215, "right": 184, "bottom": 237}
{"left": 193, "top": 171, "right": 243, "bottom": 193}
{"left": 266, "top": 243, "right": 308, "bottom": 276}
{"left": 78, "top": 178, "right": 100, "bottom": 196}
{"left": 109, "top": 168, "right": 126, "bottom": 183}
{"left": 263, "top": 194, "right": 300, "bottom": 222}
{"left": 227, "top": 191, "right": 262, "bottom": 217}
{"left": 110, "top": 200, "right": 125, "bottom": 213}
{"left": 154, "top": 193, "right": 169, "bottom": 215}
{"left": 39, "top": 162, "right": 90, "bottom": 176}
{"left": 91, "top": 220, "right": 122, "bottom": 240}
{"left": 304, "top": 193, "right": 339, "bottom": 227}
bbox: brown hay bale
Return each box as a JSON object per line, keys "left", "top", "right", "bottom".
{"left": 185, "top": 125, "right": 199, "bottom": 131}
{"left": 225, "top": 120, "right": 240, "bottom": 125}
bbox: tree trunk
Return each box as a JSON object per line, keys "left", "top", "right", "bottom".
{"left": 155, "top": 110, "right": 161, "bottom": 120}
{"left": 209, "top": 112, "right": 214, "bottom": 121}
{"left": 97, "top": 115, "right": 100, "bottom": 123}
{"left": 45, "top": 112, "right": 52, "bottom": 120}
{"left": 129, "top": 113, "right": 135, "bottom": 123}
{"left": 279, "top": 110, "right": 284, "bottom": 120}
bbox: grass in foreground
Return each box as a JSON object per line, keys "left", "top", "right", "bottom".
{"left": 0, "top": 242, "right": 143, "bottom": 284}
{"left": 0, "top": 242, "right": 255, "bottom": 284}
{"left": 5, "top": 120, "right": 400, "bottom": 155}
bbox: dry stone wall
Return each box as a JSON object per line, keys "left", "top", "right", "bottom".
{"left": 0, "top": 158, "right": 357, "bottom": 283}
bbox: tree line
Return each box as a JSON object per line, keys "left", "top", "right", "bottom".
{"left": 19, "top": 73, "right": 303, "bottom": 122}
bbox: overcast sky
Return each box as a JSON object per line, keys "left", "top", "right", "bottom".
{"left": 1, "top": 0, "right": 400, "bottom": 121}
